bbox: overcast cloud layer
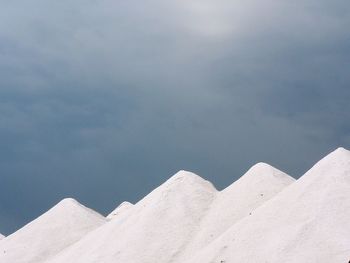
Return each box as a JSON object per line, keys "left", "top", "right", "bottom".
{"left": 0, "top": 0, "right": 349, "bottom": 234}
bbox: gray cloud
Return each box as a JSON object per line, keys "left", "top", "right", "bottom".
{"left": 0, "top": 0, "right": 349, "bottom": 234}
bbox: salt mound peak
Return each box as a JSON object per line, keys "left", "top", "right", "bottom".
{"left": 313, "top": 147, "right": 350, "bottom": 168}
{"left": 50, "top": 197, "right": 103, "bottom": 217}
{"left": 0, "top": 198, "right": 106, "bottom": 263}
{"left": 333, "top": 146, "right": 349, "bottom": 154}
{"left": 223, "top": 162, "right": 294, "bottom": 193}
{"left": 248, "top": 162, "right": 282, "bottom": 173}
{"left": 242, "top": 162, "right": 293, "bottom": 180}
{"left": 299, "top": 146, "right": 350, "bottom": 183}
{"left": 57, "top": 197, "right": 80, "bottom": 206}
{"left": 51, "top": 198, "right": 82, "bottom": 211}
{"left": 321, "top": 146, "right": 350, "bottom": 162}
{"left": 167, "top": 169, "right": 205, "bottom": 181}
{"left": 0, "top": 233, "right": 4, "bottom": 240}
{"left": 107, "top": 201, "right": 133, "bottom": 220}
{"left": 164, "top": 170, "right": 217, "bottom": 191}
{"left": 53, "top": 197, "right": 90, "bottom": 209}
{"left": 135, "top": 170, "right": 217, "bottom": 207}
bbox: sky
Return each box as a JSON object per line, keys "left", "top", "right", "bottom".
{"left": 0, "top": 0, "right": 349, "bottom": 235}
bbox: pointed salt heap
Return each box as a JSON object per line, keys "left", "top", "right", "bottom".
{"left": 0, "top": 198, "right": 106, "bottom": 263}
{"left": 47, "top": 171, "right": 217, "bottom": 263}
{"left": 0, "top": 233, "right": 4, "bottom": 240}
{"left": 186, "top": 147, "right": 350, "bottom": 263}
{"left": 177, "top": 163, "right": 294, "bottom": 261}
{"left": 107, "top": 201, "right": 133, "bottom": 220}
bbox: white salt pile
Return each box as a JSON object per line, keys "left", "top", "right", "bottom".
{"left": 47, "top": 166, "right": 294, "bottom": 263}
{"left": 3, "top": 147, "right": 350, "bottom": 263}
{"left": 106, "top": 201, "right": 133, "bottom": 220}
{"left": 0, "top": 198, "right": 106, "bottom": 263}
{"left": 185, "top": 147, "right": 350, "bottom": 263}
{"left": 177, "top": 163, "right": 295, "bottom": 261}
{"left": 47, "top": 171, "right": 217, "bottom": 263}
{"left": 0, "top": 234, "right": 4, "bottom": 240}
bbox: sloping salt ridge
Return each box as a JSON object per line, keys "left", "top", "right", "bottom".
{"left": 0, "top": 234, "right": 4, "bottom": 240}
{"left": 107, "top": 201, "right": 133, "bottom": 220}
{"left": 177, "top": 163, "right": 295, "bottom": 261}
{"left": 0, "top": 198, "right": 106, "bottom": 263}
{"left": 47, "top": 166, "right": 294, "bottom": 263}
{"left": 47, "top": 170, "right": 217, "bottom": 263}
{"left": 185, "top": 147, "right": 350, "bottom": 263}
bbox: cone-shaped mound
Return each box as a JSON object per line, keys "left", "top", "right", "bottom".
{"left": 0, "top": 198, "right": 106, "bottom": 263}
{"left": 47, "top": 170, "right": 217, "bottom": 263}
{"left": 226, "top": 162, "right": 295, "bottom": 187}
{"left": 160, "top": 170, "right": 217, "bottom": 192}
{"left": 107, "top": 201, "right": 133, "bottom": 220}
{"left": 186, "top": 147, "right": 350, "bottom": 263}
{"left": 177, "top": 163, "right": 294, "bottom": 260}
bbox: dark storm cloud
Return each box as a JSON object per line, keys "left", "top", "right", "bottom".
{"left": 0, "top": 0, "right": 349, "bottom": 234}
